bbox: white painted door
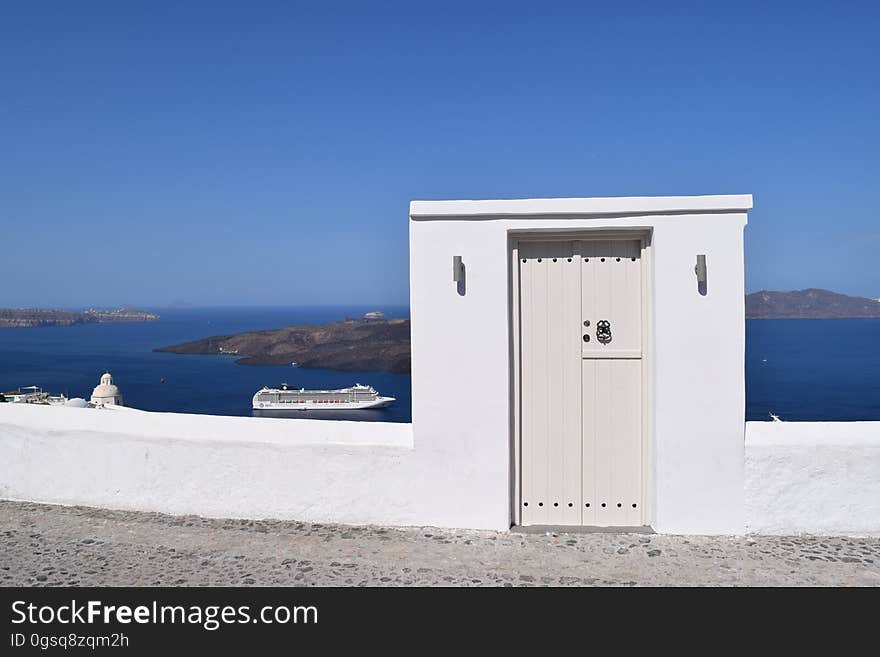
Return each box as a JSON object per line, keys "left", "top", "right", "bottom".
{"left": 518, "top": 241, "right": 582, "bottom": 526}
{"left": 518, "top": 238, "right": 644, "bottom": 527}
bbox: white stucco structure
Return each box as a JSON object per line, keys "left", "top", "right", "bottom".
{"left": 746, "top": 422, "right": 880, "bottom": 535}
{"left": 1, "top": 194, "right": 878, "bottom": 535}
{"left": 409, "top": 195, "right": 751, "bottom": 534}
{"left": 2, "top": 406, "right": 878, "bottom": 536}
{"left": 91, "top": 372, "right": 123, "bottom": 406}
{"left": 0, "top": 404, "right": 425, "bottom": 527}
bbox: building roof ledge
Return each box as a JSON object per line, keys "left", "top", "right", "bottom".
{"left": 410, "top": 194, "right": 753, "bottom": 219}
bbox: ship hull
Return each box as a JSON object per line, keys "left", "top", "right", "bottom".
{"left": 252, "top": 383, "right": 394, "bottom": 411}
{"left": 253, "top": 397, "right": 394, "bottom": 411}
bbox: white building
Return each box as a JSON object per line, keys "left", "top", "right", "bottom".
{"left": 409, "top": 195, "right": 751, "bottom": 533}
{"left": 90, "top": 372, "right": 123, "bottom": 407}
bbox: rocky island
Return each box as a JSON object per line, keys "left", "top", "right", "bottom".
{"left": 155, "top": 318, "right": 411, "bottom": 374}
{"left": 745, "top": 289, "right": 880, "bottom": 319}
{"left": 0, "top": 308, "right": 159, "bottom": 328}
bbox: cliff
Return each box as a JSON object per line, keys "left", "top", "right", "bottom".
{"left": 0, "top": 308, "right": 160, "bottom": 328}
{"left": 155, "top": 318, "right": 411, "bottom": 374}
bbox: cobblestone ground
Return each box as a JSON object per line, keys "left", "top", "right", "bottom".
{"left": 1, "top": 501, "right": 878, "bottom": 586}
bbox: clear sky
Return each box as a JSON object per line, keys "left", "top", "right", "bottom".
{"left": 2, "top": 1, "right": 878, "bottom": 308}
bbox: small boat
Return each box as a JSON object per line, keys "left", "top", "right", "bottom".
{"left": 252, "top": 383, "right": 395, "bottom": 410}
{"left": 290, "top": 362, "right": 300, "bottom": 367}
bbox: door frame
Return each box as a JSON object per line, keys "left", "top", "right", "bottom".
{"left": 508, "top": 228, "right": 654, "bottom": 528}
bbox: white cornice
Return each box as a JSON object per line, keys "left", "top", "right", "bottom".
{"left": 410, "top": 194, "right": 753, "bottom": 219}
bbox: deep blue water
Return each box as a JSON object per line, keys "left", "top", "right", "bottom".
{"left": 1, "top": 312, "right": 878, "bottom": 422}
{"left": 746, "top": 318, "right": 880, "bottom": 421}
{"left": 0, "top": 306, "right": 412, "bottom": 423}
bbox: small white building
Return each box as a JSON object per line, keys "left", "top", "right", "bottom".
{"left": 2, "top": 386, "right": 47, "bottom": 404}
{"left": 408, "top": 195, "right": 752, "bottom": 533}
{"left": 90, "top": 372, "right": 123, "bottom": 407}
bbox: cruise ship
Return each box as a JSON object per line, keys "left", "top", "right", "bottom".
{"left": 252, "top": 383, "right": 395, "bottom": 410}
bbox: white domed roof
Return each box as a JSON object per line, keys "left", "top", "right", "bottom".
{"left": 92, "top": 372, "right": 120, "bottom": 399}
{"left": 65, "top": 397, "right": 88, "bottom": 408}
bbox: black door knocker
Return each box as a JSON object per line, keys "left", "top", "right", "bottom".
{"left": 596, "top": 320, "right": 612, "bottom": 344}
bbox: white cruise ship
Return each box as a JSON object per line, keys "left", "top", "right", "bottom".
{"left": 252, "top": 383, "right": 395, "bottom": 410}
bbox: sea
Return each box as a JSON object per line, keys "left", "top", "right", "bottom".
{"left": 0, "top": 309, "right": 878, "bottom": 423}
{"left": 0, "top": 306, "right": 413, "bottom": 423}
{"left": 746, "top": 318, "right": 880, "bottom": 421}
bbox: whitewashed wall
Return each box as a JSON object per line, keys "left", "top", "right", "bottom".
{"left": 0, "top": 405, "right": 419, "bottom": 526}
{"left": 746, "top": 421, "right": 880, "bottom": 536}
{"left": 0, "top": 403, "right": 516, "bottom": 530}
{"left": 409, "top": 196, "right": 751, "bottom": 534}
{"left": 2, "top": 404, "right": 879, "bottom": 535}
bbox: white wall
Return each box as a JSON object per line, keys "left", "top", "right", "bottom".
{"left": 2, "top": 403, "right": 413, "bottom": 448}
{"left": 4, "top": 408, "right": 878, "bottom": 535}
{"left": 651, "top": 216, "right": 747, "bottom": 533}
{"left": 0, "top": 404, "right": 415, "bottom": 525}
{"left": 410, "top": 196, "right": 752, "bottom": 534}
{"left": 0, "top": 403, "right": 513, "bottom": 529}
{"left": 746, "top": 421, "right": 880, "bottom": 536}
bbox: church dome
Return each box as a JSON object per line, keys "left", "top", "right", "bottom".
{"left": 91, "top": 372, "right": 123, "bottom": 405}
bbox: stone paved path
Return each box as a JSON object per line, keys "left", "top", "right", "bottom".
{"left": 1, "top": 501, "right": 878, "bottom": 586}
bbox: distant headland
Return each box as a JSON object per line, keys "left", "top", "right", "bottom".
{"left": 0, "top": 308, "right": 160, "bottom": 328}
{"left": 154, "top": 317, "right": 411, "bottom": 374}
{"left": 746, "top": 289, "right": 880, "bottom": 319}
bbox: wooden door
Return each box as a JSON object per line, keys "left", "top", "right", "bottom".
{"left": 518, "top": 238, "right": 644, "bottom": 527}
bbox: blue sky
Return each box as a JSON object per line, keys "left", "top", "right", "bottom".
{"left": 2, "top": 1, "right": 878, "bottom": 307}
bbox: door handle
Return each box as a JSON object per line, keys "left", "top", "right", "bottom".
{"left": 596, "top": 320, "right": 612, "bottom": 344}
